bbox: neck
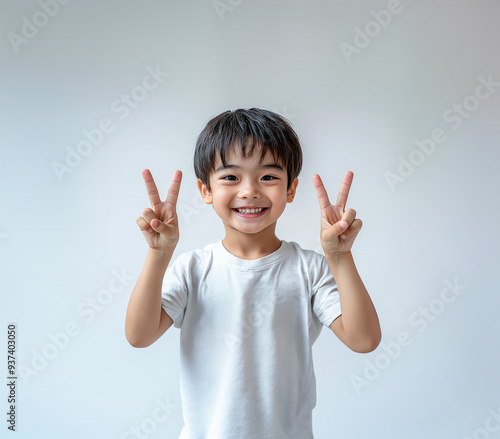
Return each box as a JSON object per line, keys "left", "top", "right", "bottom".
{"left": 222, "top": 226, "right": 281, "bottom": 260}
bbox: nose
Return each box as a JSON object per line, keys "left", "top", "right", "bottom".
{"left": 238, "top": 179, "right": 261, "bottom": 199}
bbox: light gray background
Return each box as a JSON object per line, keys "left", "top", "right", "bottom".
{"left": 1, "top": 1, "right": 499, "bottom": 438}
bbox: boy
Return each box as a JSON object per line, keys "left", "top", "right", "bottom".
{"left": 125, "top": 108, "right": 381, "bottom": 438}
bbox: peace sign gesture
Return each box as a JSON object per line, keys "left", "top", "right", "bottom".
{"left": 312, "top": 171, "right": 363, "bottom": 256}
{"left": 136, "top": 169, "right": 182, "bottom": 252}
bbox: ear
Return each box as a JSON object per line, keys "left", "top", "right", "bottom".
{"left": 197, "top": 179, "right": 213, "bottom": 204}
{"left": 286, "top": 178, "right": 299, "bottom": 203}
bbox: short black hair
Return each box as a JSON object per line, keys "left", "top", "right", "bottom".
{"left": 194, "top": 108, "right": 302, "bottom": 192}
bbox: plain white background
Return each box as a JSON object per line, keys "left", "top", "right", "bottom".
{"left": 1, "top": 1, "right": 499, "bottom": 438}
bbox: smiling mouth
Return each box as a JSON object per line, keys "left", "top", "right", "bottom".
{"left": 232, "top": 207, "right": 268, "bottom": 215}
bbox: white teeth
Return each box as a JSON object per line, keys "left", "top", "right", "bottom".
{"left": 236, "top": 208, "right": 264, "bottom": 214}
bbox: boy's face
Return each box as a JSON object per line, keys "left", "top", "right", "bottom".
{"left": 198, "top": 145, "right": 298, "bottom": 238}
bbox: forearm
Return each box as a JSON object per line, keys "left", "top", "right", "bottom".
{"left": 326, "top": 251, "right": 381, "bottom": 350}
{"left": 125, "top": 247, "right": 174, "bottom": 347}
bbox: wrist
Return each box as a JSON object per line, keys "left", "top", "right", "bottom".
{"left": 148, "top": 246, "right": 175, "bottom": 264}
{"left": 325, "top": 250, "right": 352, "bottom": 266}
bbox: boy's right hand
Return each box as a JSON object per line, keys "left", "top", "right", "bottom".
{"left": 136, "top": 169, "right": 182, "bottom": 252}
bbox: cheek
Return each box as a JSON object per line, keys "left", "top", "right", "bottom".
{"left": 270, "top": 188, "right": 289, "bottom": 205}
{"left": 213, "top": 190, "right": 232, "bottom": 206}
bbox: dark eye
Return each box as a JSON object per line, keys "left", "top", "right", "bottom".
{"left": 222, "top": 175, "right": 238, "bottom": 181}
{"left": 262, "top": 175, "right": 277, "bottom": 181}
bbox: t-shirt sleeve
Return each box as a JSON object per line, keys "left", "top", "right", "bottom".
{"left": 311, "top": 253, "right": 342, "bottom": 327}
{"left": 161, "top": 253, "right": 189, "bottom": 329}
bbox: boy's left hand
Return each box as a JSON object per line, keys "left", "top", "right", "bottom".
{"left": 312, "top": 171, "right": 362, "bottom": 256}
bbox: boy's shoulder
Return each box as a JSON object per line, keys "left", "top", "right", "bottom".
{"left": 172, "top": 241, "right": 219, "bottom": 264}
{"left": 287, "top": 241, "right": 324, "bottom": 258}
{"left": 287, "top": 241, "right": 329, "bottom": 272}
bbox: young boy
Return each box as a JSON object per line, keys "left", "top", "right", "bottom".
{"left": 125, "top": 108, "right": 381, "bottom": 439}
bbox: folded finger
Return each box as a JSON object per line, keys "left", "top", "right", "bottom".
{"left": 142, "top": 208, "right": 158, "bottom": 224}
{"left": 340, "top": 208, "right": 357, "bottom": 227}
{"left": 136, "top": 216, "right": 153, "bottom": 233}
{"left": 341, "top": 218, "right": 363, "bottom": 239}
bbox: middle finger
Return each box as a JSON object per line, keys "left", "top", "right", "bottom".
{"left": 142, "top": 169, "right": 162, "bottom": 212}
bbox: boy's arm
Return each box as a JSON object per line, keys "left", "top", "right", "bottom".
{"left": 125, "top": 248, "right": 174, "bottom": 348}
{"left": 125, "top": 169, "right": 182, "bottom": 348}
{"left": 326, "top": 251, "right": 381, "bottom": 353}
{"left": 313, "top": 172, "right": 381, "bottom": 353}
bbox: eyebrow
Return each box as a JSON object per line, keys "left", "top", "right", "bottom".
{"left": 215, "top": 163, "right": 285, "bottom": 173}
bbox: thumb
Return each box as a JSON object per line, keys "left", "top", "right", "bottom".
{"left": 150, "top": 218, "right": 165, "bottom": 233}
{"left": 151, "top": 219, "right": 160, "bottom": 228}
{"left": 151, "top": 216, "right": 177, "bottom": 235}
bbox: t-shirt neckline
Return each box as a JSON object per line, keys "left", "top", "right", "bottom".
{"left": 214, "top": 239, "right": 290, "bottom": 269}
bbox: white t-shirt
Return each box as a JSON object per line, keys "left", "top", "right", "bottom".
{"left": 161, "top": 239, "right": 342, "bottom": 439}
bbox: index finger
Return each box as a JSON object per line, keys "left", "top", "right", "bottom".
{"left": 312, "top": 174, "right": 332, "bottom": 210}
{"left": 335, "top": 171, "right": 353, "bottom": 210}
{"left": 165, "top": 170, "right": 183, "bottom": 209}
{"left": 142, "top": 169, "right": 182, "bottom": 212}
